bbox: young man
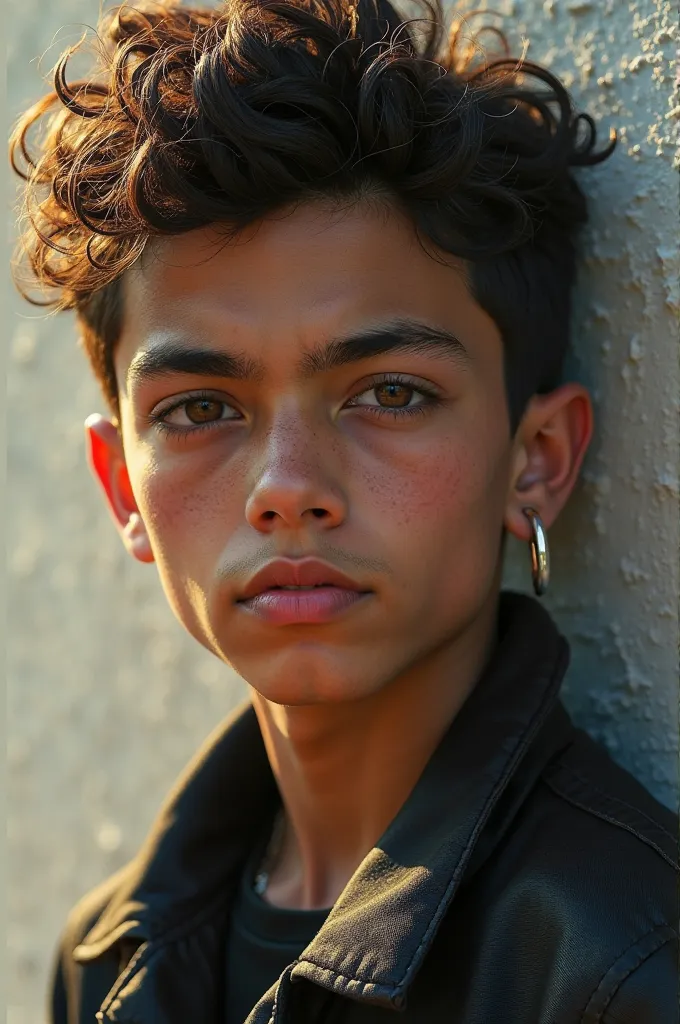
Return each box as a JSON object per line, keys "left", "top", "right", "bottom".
{"left": 10, "top": 0, "right": 678, "bottom": 1021}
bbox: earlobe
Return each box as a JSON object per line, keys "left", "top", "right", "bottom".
{"left": 121, "top": 511, "right": 155, "bottom": 564}
{"left": 84, "top": 414, "right": 155, "bottom": 564}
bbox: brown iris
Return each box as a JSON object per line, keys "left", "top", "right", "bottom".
{"left": 184, "top": 398, "right": 223, "bottom": 423}
{"left": 375, "top": 383, "right": 413, "bottom": 408}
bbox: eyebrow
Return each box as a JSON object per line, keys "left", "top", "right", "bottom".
{"left": 127, "top": 342, "right": 264, "bottom": 391}
{"left": 298, "top": 319, "right": 470, "bottom": 377}
{"left": 126, "top": 317, "right": 470, "bottom": 392}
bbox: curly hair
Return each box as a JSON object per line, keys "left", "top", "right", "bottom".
{"left": 9, "top": 0, "right": 615, "bottom": 432}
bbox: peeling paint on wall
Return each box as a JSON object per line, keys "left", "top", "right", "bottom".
{"left": 7, "top": 0, "right": 679, "bottom": 1019}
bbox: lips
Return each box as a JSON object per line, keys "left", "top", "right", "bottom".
{"left": 238, "top": 558, "right": 368, "bottom": 602}
{"left": 236, "top": 558, "right": 373, "bottom": 625}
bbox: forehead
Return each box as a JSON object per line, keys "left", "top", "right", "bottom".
{"left": 118, "top": 202, "right": 497, "bottom": 375}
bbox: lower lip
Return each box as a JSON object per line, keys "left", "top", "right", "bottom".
{"left": 238, "top": 587, "right": 371, "bottom": 625}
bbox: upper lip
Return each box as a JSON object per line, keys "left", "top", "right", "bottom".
{"left": 238, "top": 558, "right": 369, "bottom": 601}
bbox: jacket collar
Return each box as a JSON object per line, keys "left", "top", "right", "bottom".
{"left": 75, "top": 590, "right": 575, "bottom": 1015}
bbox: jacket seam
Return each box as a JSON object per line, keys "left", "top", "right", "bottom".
{"left": 543, "top": 775, "right": 679, "bottom": 872}
{"left": 580, "top": 925, "right": 673, "bottom": 1023}
{"left": 552, "top": 759, "right": 678, "bottom": 846}
{"left": 97, "top": 941, "right": 151, "bottom": 1018}
{"left": 267, "top": 962, "right": 297, "bottom": 1024}
{"left": 294, "top": 961, "right": 392, "bottom": 991}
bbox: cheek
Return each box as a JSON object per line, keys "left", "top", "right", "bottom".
{"left": 362, "top": 429, "right": 510, "bottom": 623}
{"left": 129, "top": 456, "right": 231, "bottom": 625}
{"left": 132, "top": 461, "right": 229, "bottom": 645}
{"left": 356, "top": 432, "right": 507, "bottom": 538}
{"left": 134, "top": 452, "right": 234, "bottom": 551}
{"left": 363, "top": 458, "right": 462, "bottom": 533}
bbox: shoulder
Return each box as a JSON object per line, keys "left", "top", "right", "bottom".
{"left": 49, "top": 863, "right": 134, "bottom": 1024}
{"left": 63, "top": 862, "right": 133, "bottom": 950}
{"left": 501, "top": 724, "right": 679, "bottom": 887}
{"left": 581, "top": 923, "right": 678, "bottom": 1024}
{"left": 517, "top": 728, "right": 678, "bottom": 1022}
{"left": 541, "top": 727, "right": 678, "bottom": 872}
{"left": 464, "top": 726, "right": 677, "bottom": 1021}
{"left": 529, "top": 726, "right": 678, "bottom": 921}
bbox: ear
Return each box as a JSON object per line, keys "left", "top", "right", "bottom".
{"left": 504, "top": 383, "right": 593, "bottom": 543}
{"left": 84, "top": 414, "right": 155, "bottom": 564}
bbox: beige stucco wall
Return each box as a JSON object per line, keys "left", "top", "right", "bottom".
{"left": 7, "top": 0, "right": 679, "bottom": 1020}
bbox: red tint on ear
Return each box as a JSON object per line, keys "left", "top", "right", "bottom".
{"left": 116, "top": 461, "right": 137, "bottom": 513}
{"left": 85, "top": 418, "right": 140, "bottom": 527}
{"left": 85, "top": 426, "right": 110, "bottom": 487}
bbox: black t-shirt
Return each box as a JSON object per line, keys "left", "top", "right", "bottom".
{"left": 225, "top": 832, "right": 332, "bottom": 1023}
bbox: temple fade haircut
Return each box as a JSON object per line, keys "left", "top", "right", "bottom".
{"left": 10, "top": 0, "right": 615, "bottom": 434}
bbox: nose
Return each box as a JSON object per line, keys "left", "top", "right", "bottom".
{"left": 244, "top": 422, "right": 347, "bottom": 534}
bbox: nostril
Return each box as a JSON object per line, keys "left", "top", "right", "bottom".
{"left": 256, "top": 507, "right": 333, "bottom": 523}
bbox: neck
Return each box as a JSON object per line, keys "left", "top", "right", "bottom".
{"left": 250, "top": 589, "right": 500, "bottom": 911}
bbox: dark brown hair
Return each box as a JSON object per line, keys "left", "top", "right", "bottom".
{"left": 9, "top": 0, "right": 615, "bottom": 432}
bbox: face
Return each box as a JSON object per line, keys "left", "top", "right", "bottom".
{"left": 91, "top": 201, "right": 591, "bottom": 705}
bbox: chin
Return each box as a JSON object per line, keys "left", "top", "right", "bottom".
{"left": 237, "top": 647, "right": 384, "bottom": 707}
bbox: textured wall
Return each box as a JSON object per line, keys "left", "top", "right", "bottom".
{"left": 7, "top": 0, "right": 679, "bottom": 1020}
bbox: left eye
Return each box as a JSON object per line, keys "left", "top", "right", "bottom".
{"left": 172, "top": 397, "right": 231, "bottom": 424}
{"left": 352, "top": 382, "right": 422, "bottom": 409}
{"left": 154, "top": 396, "right": 238, "bottom": 429}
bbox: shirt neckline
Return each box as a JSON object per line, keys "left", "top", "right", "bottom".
{"left": 235, "top": 830, "right": 333, "bottom": 946}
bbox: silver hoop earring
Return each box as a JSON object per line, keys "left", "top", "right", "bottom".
{"left": 523, "top": 507, "right": 549, "bottom": 596}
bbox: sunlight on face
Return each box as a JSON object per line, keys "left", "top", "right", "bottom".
{"left": 114, "top": 201, "right": 514, "bottom": 705}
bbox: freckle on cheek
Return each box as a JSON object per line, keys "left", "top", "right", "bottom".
{"left": 361, "top": 460, "right": 464, "bottom": 530}
{"left": 143, "top": 484, "right": 201, "bottom": 533}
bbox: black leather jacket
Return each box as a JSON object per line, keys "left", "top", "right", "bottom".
{"left": 51, "top": 592, "right": 678, "bottom": 1023}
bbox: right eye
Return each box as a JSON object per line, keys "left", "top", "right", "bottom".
{"left": 147, "top": 391, "right": 241, "bottom": 439}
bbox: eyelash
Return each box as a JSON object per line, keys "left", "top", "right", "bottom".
{"left": 146, "top": 374, "right": 443, "bottom": 441}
